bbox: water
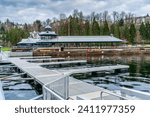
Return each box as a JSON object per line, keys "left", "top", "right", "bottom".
{"left": 2, "top": 80, "right": 40, "bottom": 100}
{"left": 72, "top": 55, "right": 150, "bottom": 95}
{"left": 2, "top": 55, "right": 150, "bottom": 99}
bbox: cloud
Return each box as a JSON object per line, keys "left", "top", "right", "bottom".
{"left": 0, "top": 0, "right": 149, "bottom": 23}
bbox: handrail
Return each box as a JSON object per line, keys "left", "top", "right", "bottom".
{"left": 43, "top": 74, "right": 69, "bottom": 100}
{"left": 43, "top": 85, "right": 64, "bottom": 100}
{"left": 30, "top": 94, "right": 43, "bottom": 100}
{"left": 121, "top": 87, "right": 150, "bottom": 100}
{"left": 100, "top": 90, "right": 129, "bottom": 100}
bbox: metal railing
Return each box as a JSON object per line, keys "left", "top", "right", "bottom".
{"left": 120, "top": 87, "right": 150, "bottom": 100}
{"left": 30, "top": 94, "right": 43, "bottom": 100}
{"left": 43, "top": 75, "right": 69, "bottom": 100}
{"left": 100, "top": 90, "right": 129, "bottom": 100}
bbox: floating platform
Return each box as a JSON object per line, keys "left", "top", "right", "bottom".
{"left": 8, "top": 57, "right": 132, "bottom": 100}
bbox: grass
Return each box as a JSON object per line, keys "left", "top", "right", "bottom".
{"left": 1, "top": 47, "right": 11, "bottom": 51}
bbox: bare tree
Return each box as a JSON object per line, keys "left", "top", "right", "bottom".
{"left": 73, "top": 9, "right": 79, "bottom": 18}
{"left": 91, "top": 12, "right": 95, "bottom": 22}
{"left": 46, "top": 19, "right": 51, "bottom": 25}
{"left": 103, "top": 11, "right": 108, "bottom": 21}
{"left": 120, "top": 11, "right": 126, "bottom": 19}
{"left": 112, "top": 11, "right": 118, "bottom": 23}
{"left": 98, "top": 13, "right": 103, "bottom": 26}
{"left": 60, "top": 13, "right": 66, "bottom": 20}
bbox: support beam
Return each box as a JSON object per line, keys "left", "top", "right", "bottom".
{"left": 0, "top": 73, "right": 26, "bottom": 80}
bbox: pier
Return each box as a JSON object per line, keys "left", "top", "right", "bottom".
{"left": 7, "top": 57, "right": 132, "bottom": 100}
{"left": 2, "top": 51, "right": 149, "bottom": 100}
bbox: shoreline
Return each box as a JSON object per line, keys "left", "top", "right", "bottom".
{"left": 33, "top": 48, "right": 150, "bottom": 57}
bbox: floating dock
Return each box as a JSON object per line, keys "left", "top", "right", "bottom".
{"left": 38, "top": 60, "right": 87, "bottom": 66}
{"left": 8, "top": 57, "right": 131, "bottom": 100}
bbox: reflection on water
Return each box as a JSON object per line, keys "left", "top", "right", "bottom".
{"left": 72, "top": 55, "right": 150, "bottom": 94}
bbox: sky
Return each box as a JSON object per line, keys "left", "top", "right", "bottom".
{"left": 0, "top": 0, "right": 150, "bottom": 23}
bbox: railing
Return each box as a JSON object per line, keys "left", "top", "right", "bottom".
{"left": 30, "top": 94, "right": 43, "bottom": 100}
{"left": 43, "top": 75, "right": 69, "bottom": 100}
{"left": 120, "top": 87, "right": 150, "bottom": 100}
{"left": 100, "top": 90, "right": 129, "bottom": 100}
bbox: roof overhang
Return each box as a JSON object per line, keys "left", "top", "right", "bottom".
{"left": 38, "top": 36, "right": 123, "bottom": 43}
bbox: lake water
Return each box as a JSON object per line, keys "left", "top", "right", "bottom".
{"left": 1, "top": 55, "right": 150, "bottom": 99}
{"left": 2, "top": 80, "right": 40, "bottom": 100}
{"left": 72, "top": 55, "right": 150, "bottom": 95}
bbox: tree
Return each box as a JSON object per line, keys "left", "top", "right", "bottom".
{"left": 119, "top": 18, "right": 124, "bottom": 26}
{"left": 91, "top": 18, "right": 100, "bottom": 35}
{"left": 4, "top": 28, "right": 29, "bottom": 46}
{"left": 110, "top": 24, "right": 115, "bottom": 35}
{"left": 145, "top": 22, "right": 150, "bottom": 42}
{"left": 103, "top": 21, "right": 110, "bottom": 35}
{"left": 139, "top": 22, "right": 146, "bottom": 41}
{"left": 112, "top": 11, "right": 119, "bottom": 23}
{"left": 84, "top": 20, "right": 90, "bottom": 35}
{"left": 103, "top": 11, "right": 109, "bottom": 21}
{"left": 33, "top": 20, "right": 42, "bottom": 32}
{"left": 129, "top": 23, "right": 136, "bottom": 44}
{"left": 0, "top": 25, "right": 5, "bottom": 33}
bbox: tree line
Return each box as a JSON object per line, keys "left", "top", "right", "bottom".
{"left": 0, "top": 10, "right": 150, "bottom": 46}
{"left": 54, "top": 10, "right": 150, "bottom": 44}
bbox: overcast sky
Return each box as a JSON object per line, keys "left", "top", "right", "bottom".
{"left": 0, "top": 0, "right": 150, "bottom": 23}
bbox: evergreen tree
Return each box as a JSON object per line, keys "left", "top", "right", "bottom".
{"left": 33, "top": 20, "right": 42, "bottom": 32}
{"left": 119, "top": 18, "right": 124, "bottom": 26}
{"left": 123, "top": 25, "right": 130, "bottom": 40}
{"left": 145, "top": 22, "right": 150, "bottom": 42}
{"left": 84, "top": 20, "right": 90, "bottom": 35}
{"left": 5, "top": 28, "right": 29, "bottom": 46}
{"left": 91, "top": 18, "right": 100, "bottom": 35}
{"left": 129, "top": 23, "right": 136, "bottom": 44}
{"left": 110, "top": 24, "right": 120, "bottom": 38}
{"left": 139, "top": 22, "right": 146, "bottom": 40}
{"left": 103, "top": 21, "right": 110, "bottom": 35}
{"left": 110, "top": 24, "right": 115, "bottom": 35}
{"left": 114, "top": 24, "right": 121, "bottom": 38}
